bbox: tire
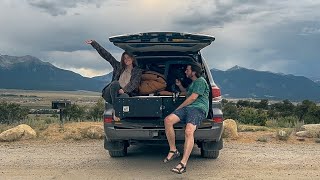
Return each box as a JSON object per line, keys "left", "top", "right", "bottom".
{"left": 108, "top": 147, "right": 127, "bottom": 157}
{"left": 105, "top": 140, "right": 128, "bottom": 157}
{"left": 201, "top": 148, "right": 219, "bottom": 159}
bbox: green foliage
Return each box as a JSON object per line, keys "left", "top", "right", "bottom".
{"left": 270, "top": 99, "right": 295, "bottom": 117}
{"left": 295, "top": 100, "right": 315, "bottom": 121}
{"left": 238, "top": 125, "right": 268, "bottom": 132}
{"left": 87, "top": 98, "right": 104, "bottom": 121}
{"left": 238, "top": 107, "right": 268, "bottom": 126}
{"left": 63, "top": 104, "right": 86, "bottom": 122}
{"left": 257, "top": 136, "right": 268, "bottom": 142}
{"left": 276, "top": 129, "right": 293, "bottom": 141}
{"left": 222, "top": 101, "right": 238, "bottom": 120}
{"left": 266, "top": 116, "right": 303, "bottom": 128}
{"left": 0, "top": 101, "right": 29, "bottom": 124}
{"left": 303, "top": 105, "right": 320, "bottom": 124}
{"left": 256, "top": 99, "right": 269, "bottom": 109}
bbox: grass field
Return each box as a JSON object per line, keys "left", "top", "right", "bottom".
{"left": 0, "top": 89, "right": 101, "bottom": 108}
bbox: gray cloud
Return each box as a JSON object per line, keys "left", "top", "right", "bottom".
{"left": 1, "top": 0, "right": 320, "bottom": 78}
{"left": 27, "top": 0, "right": 104, "bottom": 16}
{"left": 169, "top": 0, "right": 320, "bottom": 78}
{"left": 173, "top": 0, "right": 272, "bottom": 31}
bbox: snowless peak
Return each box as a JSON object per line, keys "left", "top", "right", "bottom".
{"left": 0, "top": 55, "right": 53, "bottom": 68}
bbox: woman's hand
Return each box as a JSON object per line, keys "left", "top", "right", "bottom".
{"left": 85, "top": 40, "right": 94, "bottom": 44}
{"left": 118, "top": 89, "right": 125, "bottom": 94}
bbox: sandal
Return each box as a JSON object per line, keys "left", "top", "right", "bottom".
{"left": 171, "top": 162, "right": 187, "bottom": 174}
{"left": 163, "top": 150, "right": 180, "bottom": 163}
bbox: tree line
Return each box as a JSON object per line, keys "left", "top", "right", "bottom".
{"left": 222, "top": 99, "right": 320, "bottom": 126}
{"left": 1, "top": 98, "right": 319, "bottom": 126}
{"left": 0, "top": 98, "right": 105, "bottom": 124}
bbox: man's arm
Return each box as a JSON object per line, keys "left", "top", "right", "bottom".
{"left": 176, "top": 79, "right": 187, "bottom": 92}
{"left": 176, "top": 93, "right": 199, "bottom": 110}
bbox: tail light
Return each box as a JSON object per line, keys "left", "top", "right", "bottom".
{"left": 104, "top": 117, "right": 113, "bottom": 123}
{"left": 212, "top": 86, "right": 221, "bottom": 99}
{"left": 212, "top": 117, "right": 223, "bottom": 123}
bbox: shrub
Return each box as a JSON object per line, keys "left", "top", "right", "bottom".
{"left": 276, "top": 129, "right": 293, "bottom": 141}
{"left": 87, "top": 98, "right": 104, "bottom": 121}
{"left": 63, "top": 104, "right": 86, "bottom": 122}
{"left": 275, "top": 116, "right": 299, "bottom": 128}
{"left": 238, "top": 107, "right": 268, "bottom": 126}
{"left": 257, "top": 136, "right": 269, "bottom": 142}
{"left": 222, "top": 102, "right": 239, "bottom": 120}
{"left": 238, "top": 125, "right": 268, "bottom": 132}
{"left": 0, "top": 101, "right": 29, "bottom": 124}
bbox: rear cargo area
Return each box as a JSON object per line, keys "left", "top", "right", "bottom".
{"left": 114, "top": 96, "right": 185, "bottom": 119}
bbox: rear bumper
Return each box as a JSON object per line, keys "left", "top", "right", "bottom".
{"left": 104, "top": 123, "right": 223, "bottom": 142}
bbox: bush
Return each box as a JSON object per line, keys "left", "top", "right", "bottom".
{"left": 87, "top": 98, "right": 104, "bottom": 121}
{"left": 257, "top": 136, "right": 269, "bottom": 142}
{"left": 276, "top": 129, "right": 293, "bottom": 141}
{"left": 63, "top": 104, "right": 86, "bottom": 122}
{"left": 238, "top": 107, "right": 268, "bottom": 126}
{"left": 275, "top": 116, "right": 299, "bottom": 128}
{"left": 222, "top": 102, "right": 238, "bottom": 120}
{"left": 0, "top": 101, "right": 29, "bottom": 124}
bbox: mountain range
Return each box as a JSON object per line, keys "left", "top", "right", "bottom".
{"left": 1, "top": 55, "right": 320, "bottom": 101}
{"left": 0, "top": 55, "right": 105, "bottom": 92}
{"left": 210, "top": 66, "right": 320, "bottom": 101}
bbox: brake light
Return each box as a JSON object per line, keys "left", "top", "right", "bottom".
{"left": 104, "top": 117, "right": 113, "bottom": 123}
{"left": 213, "top": 117, "right": 223, "bottom": 123}
{"left": 212, "top": 86, "right": 221, "bottom": 98}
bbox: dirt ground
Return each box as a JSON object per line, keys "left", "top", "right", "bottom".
{"left": 1, "top": 90, "right": 319, "bottom": 179}
{"left": 1, "top": 129, "right": 320, "bottom": 180}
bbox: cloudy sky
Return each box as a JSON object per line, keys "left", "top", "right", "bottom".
{"left": 0, "top": 0, "right": 319, "bottom": 79}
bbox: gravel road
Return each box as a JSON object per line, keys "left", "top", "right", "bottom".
{"left": 1, "top": 140, "right": 319, "bottom": 180}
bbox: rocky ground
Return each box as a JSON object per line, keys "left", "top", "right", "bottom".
{"left": 1, "top": 129, "right": 320, "bottom": 180}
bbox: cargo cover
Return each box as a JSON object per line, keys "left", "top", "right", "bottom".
{"left": 114, "top": 96, "right": 162, "bottom": 118}
{"left": 114, "top": 96, "right": 187, "bottom": 119}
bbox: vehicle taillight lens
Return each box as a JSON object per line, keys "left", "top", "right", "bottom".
{"left": 213, "top": 117, "right": 223, "bottom": 123}
{"left": 212, "top": 86, "right": 221, "bottom": 98}
{"left": 211, "top": 86, "right": 221, "bottom": 99}
{"left": 104, "top": 117, "right": 113, "bottom": 123}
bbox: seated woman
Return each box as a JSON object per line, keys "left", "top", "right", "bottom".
{"left": 85, "top": 40, "right": 142, "bottom": 119}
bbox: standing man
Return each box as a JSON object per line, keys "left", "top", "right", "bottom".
{"left": 163, "top": 63, "right": 209, "bottom": 174}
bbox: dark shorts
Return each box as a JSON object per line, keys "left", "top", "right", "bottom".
{"left": 172, "top": 106, "right": 206, "bottom": 126}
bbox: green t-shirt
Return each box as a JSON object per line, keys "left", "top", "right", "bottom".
{"left": 186, "top": 77, "right": 210, "bottom": 115}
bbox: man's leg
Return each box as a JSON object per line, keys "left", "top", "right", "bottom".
{"left": 171, "top": 123, "right": 196, "bottom": 173}
{"left": 181, "top": 123, "right": 197, "bottom": 166}
{"left": 164, "top": 114, "right": 181, "bottom": 159}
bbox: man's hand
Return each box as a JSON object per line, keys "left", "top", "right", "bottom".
{"left": 175, "top": 79, "right": 187, "bottom": 92}
{"left": 118, "top": 89, "right": 125, "bottom": 94}
{"left": 85, "top": 40, "right": 94, "bottom": 44}
{"left": 175, "top": 79, "right": 182, "bottom": 87}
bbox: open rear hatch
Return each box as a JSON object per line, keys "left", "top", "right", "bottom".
{"left": 109, "top": 32, "right": 215, "bottom": 53}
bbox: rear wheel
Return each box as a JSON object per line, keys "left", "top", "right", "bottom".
{"left": 200, "top": 140, "right": 222, "bottom": 159}
{"left": 201, "top": 148, "right": 219, "bottom": 159}
{"left": 108, "top": 147, "right": 127, "bottom": 157}
{"left": 105, "top": 139, "right": 128, "bottom": 157}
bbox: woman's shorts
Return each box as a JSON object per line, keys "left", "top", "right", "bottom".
{"left": 172, "top": 106, "right": 206, "bottom": 126}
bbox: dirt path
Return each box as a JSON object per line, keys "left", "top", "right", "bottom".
{"left": 1, "top": 139, "right": 319, "bottom": 180}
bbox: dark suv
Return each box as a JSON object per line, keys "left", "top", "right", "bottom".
{"left": 103, "top": 32, "right": 223, "bottom": 158}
